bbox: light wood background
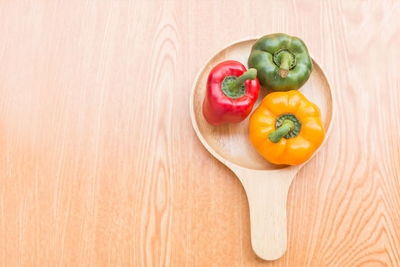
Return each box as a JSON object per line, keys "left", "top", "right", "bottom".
{"left": 0, "top": 0, "right": 399, "bottom": 266}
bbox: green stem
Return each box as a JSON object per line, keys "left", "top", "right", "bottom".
{"left": 232, "top": 68, "right": 257, "bottom": 89}
{"left": 278, "top": 52, "right": 292, "bottom": 78}
{"left": 221, "top": 68, "right": 257, "bottom": 99}
{"left": 268, "top": 120, "right": 295, "bottom": 143}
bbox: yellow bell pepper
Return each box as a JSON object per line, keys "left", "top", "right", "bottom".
{"left": 249, "top": 90, "right": 325, "bottom": 165}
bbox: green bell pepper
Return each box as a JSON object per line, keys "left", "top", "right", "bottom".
{"left": 248, "top": 33, "right": 312, "bottom": 91}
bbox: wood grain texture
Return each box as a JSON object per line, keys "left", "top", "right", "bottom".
{"left": 0, "top": 0, "right": 399, "bottom": 266}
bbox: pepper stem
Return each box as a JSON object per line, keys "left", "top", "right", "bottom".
{"left": 268, "top": 120, "right": 295, "bottom": 143}
{"left": 278, "top": 52, "right": 293, "bottom": 78}
{"left": 233, "top": 68, "right": 257, "bottom": 89}
{"left": 221, "top": 68, "right": 257, "bottom": 99}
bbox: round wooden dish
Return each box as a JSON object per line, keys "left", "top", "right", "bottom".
{"left": 190, "top": 38, "right": 334, "bottom": 260}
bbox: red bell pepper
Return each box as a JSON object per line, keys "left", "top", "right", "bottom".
{"left": 202, "top": 60, "right": 260, "bottom": 125}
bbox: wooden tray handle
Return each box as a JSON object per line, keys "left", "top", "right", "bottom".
{"left": 233, "top": 167, "right": 298, "bottom": 260}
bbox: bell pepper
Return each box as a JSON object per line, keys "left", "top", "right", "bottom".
{"left": 248, "top": 33, "right": 312, "bottom": 91}
{"left": 249, "top": 90, "right": 324, "bottom": 165}
{"left": 203, "top": 60, "right": 260, "bottom": 125}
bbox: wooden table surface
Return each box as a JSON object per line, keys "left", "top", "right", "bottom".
{"left": 1, "top": 0, "right": 399, "bottom": 266}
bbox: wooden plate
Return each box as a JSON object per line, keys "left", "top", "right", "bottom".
{"left": 190, "top": 38, "right": 334, "bottom": 260}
